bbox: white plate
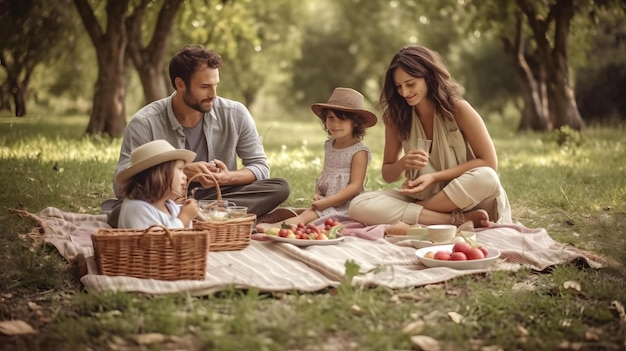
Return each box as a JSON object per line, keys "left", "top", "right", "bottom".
{"left": 414, "top": 244, "right": 500, "bottom": 270}
{"left": 265, "top": 234, "right": 344, "bottom": 246}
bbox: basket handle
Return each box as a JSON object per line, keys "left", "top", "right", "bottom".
{"left": 140, "top": 224, "right": 175, "bottom": 249}
{"left": 186, "top": 171, "right": 222, "bottom": 201}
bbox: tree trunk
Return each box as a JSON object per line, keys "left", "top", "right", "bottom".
{"left": 546, "top": 0, "right": 585, "bottom": 130}
{"left": 517, "top": 0, "right": 585, "bottom": 131}
{"left": 86, "top": 50, "right": 127, "bottom": 136}
{"left": 74, "top": 0, "right": 129, "bottom": 137}
{"left": 505, "top": 12, "right": 550, "bottom": 131}
{"left": 0, "top": 81, "right": 11, "bottom": 113}
{"left": 126, "top": 0, "right": 183, "bottom": 104}
{"left": 12, "top": 81, "right": 27, "bottom": 117}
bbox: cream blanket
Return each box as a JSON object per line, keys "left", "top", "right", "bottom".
{"left": 14, "top": 207, "right": 605, "bottom": 296}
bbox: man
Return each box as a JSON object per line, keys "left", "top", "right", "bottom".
{"left": 105, "top": 45, "right": 292, "bottom": 227}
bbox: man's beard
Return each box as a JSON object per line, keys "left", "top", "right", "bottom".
{"left": 183, "top": 91, "right": 212, "bottom": 113}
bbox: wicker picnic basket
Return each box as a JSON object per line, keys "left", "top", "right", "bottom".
{"left": 188, "top": 172, "right": 256, "bottom": 251}
{"left": 92, "top": 224, "right": 209, "bottom": 280}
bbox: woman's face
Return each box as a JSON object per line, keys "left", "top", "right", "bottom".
{"left": 169, "top": 160, "right": 188, "bottom": 199}
{"left": 393, "top": 67, "right": 428, "bottom": 107}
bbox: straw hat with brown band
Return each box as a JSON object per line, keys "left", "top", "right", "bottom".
{"left": 116, "top": 139, "right": 196, "bottom": 183}
{"left": 311, "top": 87, "right": 377, "bottom": 128}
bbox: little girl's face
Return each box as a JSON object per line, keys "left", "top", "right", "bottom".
{"left": 325, "top": 111, "right": 354, "bottom": 139}
{"left": 170, "top": 160, "right": 188, "bottom": 198}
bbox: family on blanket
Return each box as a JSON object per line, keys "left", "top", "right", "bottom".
{"left": 103, "top": 44, "right": 513, "bottom": 235}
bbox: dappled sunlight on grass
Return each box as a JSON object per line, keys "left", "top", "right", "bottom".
{"left": 0, "top": 136, "right": 121, "bottom": 163}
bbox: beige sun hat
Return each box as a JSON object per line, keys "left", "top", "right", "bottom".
{"left": 311, "top": 87, "right": 377, "bottom": 128}
{"left": 116, "top": 139, "right": 196, "bottom": 183}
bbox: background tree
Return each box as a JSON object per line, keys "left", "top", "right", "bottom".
{"left": 172, "top": 0, "right": 302, "bottom": 109}
{"left": 462, "top": 0, "right": 625, "bottom": 131}
{"left": 574, "top": 4, "right": 626, "bottom": 123}
{"left": 73, "top": 0, "right": 186, "bottom": 137}
{"left": 0, "top": 0, "right": 70, "bottom": 116}
{"left": 73, "top": 0, "right": 130, "bottom": 137}
{"left": 126, "top": 0, "right": 184, "bottom": 105}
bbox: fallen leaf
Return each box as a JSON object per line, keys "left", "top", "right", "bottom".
{"left": 402, "top": 320, "right": 425, "bottom": 335}
{"left": 563, "top": 280, "right": 582, "bottom": 294}
{"left": 480, "top": 346, "right": 504, "bottom": 351}
{"left": 612, "top": 300, "right": 626, "bottom": 321}
{"left": 584, "top": 328, "right": 601, "bottom": 341}
{"left": 0, "top": 320, "right": 37, "bottom": 335}
{"left": 350, "top": 304, "right": 363, "bottom": 316}
{"left": 28, "top": 302, "right": 42, "bottom": 311}
{"left": 410, "top": 335, "right": 440, "bottom": 351}
{"left": 132, "top": 333, "right": 166, "bottom": 345}
{"left": 448, "top": 311, "right": 463, "bottom": 324}
{"left": 516, "top": 324, "right": 529, "bottom": 337}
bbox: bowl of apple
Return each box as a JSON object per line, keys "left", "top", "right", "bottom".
{"left": 415, "top": 242, "right": 500, "bottom": 270}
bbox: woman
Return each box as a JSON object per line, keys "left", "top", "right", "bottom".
{"left": 348, "top": 45, "right": 512, "bottom": 234}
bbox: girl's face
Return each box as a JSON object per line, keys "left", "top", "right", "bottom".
{"left": 169, "top": 160, "right": 188, "bottom": 199}
{"left": 393, "top": 67, "right": 428, "bottom": 107}
{"left": 325, "top": 111, "right": 355, "bottom": 139}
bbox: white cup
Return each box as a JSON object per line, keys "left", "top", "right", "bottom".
{"left": 426, "top": 224, "right": 457, "bottom": 243}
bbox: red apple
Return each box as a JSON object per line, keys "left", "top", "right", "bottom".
{"left": 479, "top": 246, "right": 489, "bottom": 257}
{"left": 452, "top": 242, "right": 472, "bottom": 254}
{"left": 450, "top": 252, "right": 468, "bottom": 261}
{"left": 466, "top": 247, "right": 485, "bottom": 260}
{"left": 434, "top": 250, "right": 452, "bottom": 261}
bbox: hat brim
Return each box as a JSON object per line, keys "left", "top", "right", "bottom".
{"left": 116, "top": 149, "right": 196, "bottom": 183}
{"left": 311, "top": 103, "right": 377, "bottom": 128}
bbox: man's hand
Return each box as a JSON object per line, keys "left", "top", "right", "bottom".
{"left": 184, "top": 161, "right": 224, "bottom": 188}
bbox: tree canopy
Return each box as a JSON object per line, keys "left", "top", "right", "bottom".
{"left": 2, "top": 0, "right": 624, "bottom": 135}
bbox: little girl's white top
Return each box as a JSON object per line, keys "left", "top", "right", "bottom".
{"left": 314, "top": 138, "right": 371, "bottom": 224}
{"left": 118, "top": 199, "right": 185, "bottom": 229}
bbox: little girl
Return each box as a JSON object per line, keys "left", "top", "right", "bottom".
{"left": 116, "top": 139, "right": 199, "bottom": 229}
{"left": 257, "top": 87, "right": 377, "bottom": 232}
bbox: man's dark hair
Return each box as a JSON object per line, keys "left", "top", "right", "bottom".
{"left": 169, "top": 45, "right": 223, "bottom": 89}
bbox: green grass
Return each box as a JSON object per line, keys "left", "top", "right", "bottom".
{"left": 1, "top": 114, "right": 625, "bottom": 350}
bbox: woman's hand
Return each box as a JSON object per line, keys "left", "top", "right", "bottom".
{"left": 401, "top": 150, "right": 429, "bottom": 179}
{"left": 400, "top": 173, "right": 436, "bottom": 195}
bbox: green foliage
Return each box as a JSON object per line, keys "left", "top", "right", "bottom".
{"left": 552, "top": 125, "right": 584, "bottom": 149}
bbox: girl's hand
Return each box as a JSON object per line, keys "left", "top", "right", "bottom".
{"left": 402, "top": 150, "right": 429, "bottom": 175}
{"left": 311, "top": 199, "right": 327, "bottom": 211}
{"left": 400, "top": 174, "right": 436, "bottom": 195}
{"left": 313, "top": 192, "right": 323, "bottom": 201}
{"left": 179, "top": 198, "right": 199, "bottom": 227}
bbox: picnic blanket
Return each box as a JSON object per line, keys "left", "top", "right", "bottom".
{"left": 13, "top": 207, "right": 607, "bottom": 296}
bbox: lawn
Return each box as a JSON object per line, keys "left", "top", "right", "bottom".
{"left": 0, "top": 113, "right": 625, "bottom": 351}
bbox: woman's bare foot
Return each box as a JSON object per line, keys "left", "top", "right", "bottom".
{"left": 458, "top": 209, "right": 490, "bottom": 228}
{"left": 385, "top": 222, "right": 411, "bottom": 236}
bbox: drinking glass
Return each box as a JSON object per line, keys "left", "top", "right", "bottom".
{"left": 409, "top": 139, "right": 432, "bottom": 180}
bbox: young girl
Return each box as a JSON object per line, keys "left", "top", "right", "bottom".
{"left": 257, "top": 87, "right": 377, "bottom": 232}
{"left": 116, "top": 139, "right": 199, "bottom": 229}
